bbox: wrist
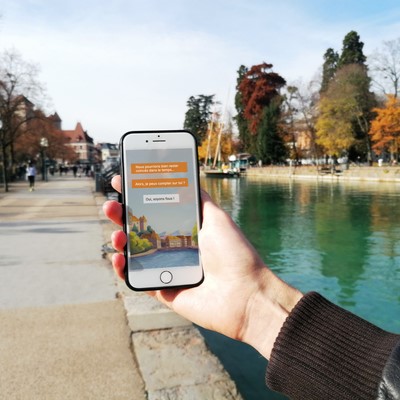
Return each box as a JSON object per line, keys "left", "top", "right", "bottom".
{"left": 242, "top": 268, "right": 303, "bottom": 359}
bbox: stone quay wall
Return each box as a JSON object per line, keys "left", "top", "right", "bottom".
{"left": 244, "top": 165, "right": 400, "bottom": 182}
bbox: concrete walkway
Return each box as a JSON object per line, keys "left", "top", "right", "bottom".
{"left": 0, "top": 176, "right": 146, "bottom": 399}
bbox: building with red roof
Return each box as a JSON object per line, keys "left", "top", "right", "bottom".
{"left": 48, "top": 113, "right": 98, "bottom": 165}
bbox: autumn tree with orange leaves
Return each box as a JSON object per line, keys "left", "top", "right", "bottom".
{"left": 14, "top": 110, "right": 78, "bottom": 165}
{"left": 197, "top": 117, "right": 234, "bottom": 165}
{"left": 236, "top": 62, "right": 287, "bottom": 164}
{"left": 238, "top": 63, "right": 286, "bottom": 133}
{"left": 369, "top": 94, "right": 400, "bottom": 161}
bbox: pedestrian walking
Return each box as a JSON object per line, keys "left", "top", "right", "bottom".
{"left": 26, "top": 163, "right": 37, "bottom": 192}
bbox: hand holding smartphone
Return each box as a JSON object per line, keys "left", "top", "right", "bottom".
{"left": 120, "top": 130, "right": 204, "bottom": 291}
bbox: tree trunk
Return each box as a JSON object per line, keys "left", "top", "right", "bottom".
{"left": 357, "top": 114, "right": 373, "bottom": 165}
{"left": 365, "top": 135, "right": 373, "bottom": 165}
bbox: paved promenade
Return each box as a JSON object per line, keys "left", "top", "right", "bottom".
{"left": 0, "top": 176, "right": 146, "bottom": 399}
{"left": 0, "top": 175, "right": 241, "bottom": 400}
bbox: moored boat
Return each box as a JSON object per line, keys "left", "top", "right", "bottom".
{"left": 203, "top": 169, "right": 240, "bottom": 178}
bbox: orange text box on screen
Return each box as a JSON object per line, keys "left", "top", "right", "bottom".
{"left": 131, "top": 162, "right": 187, "bottom": 174}
{"left": 132, "top": 178, "right": 189, "bottom": 188}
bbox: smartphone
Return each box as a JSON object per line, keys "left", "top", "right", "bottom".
{"left": 120, "top": 130, "right": 204, "bottom": 291}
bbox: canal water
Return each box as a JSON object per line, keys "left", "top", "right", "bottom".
{"left": 199, "top": 175, "right": 400, "bottom": 400}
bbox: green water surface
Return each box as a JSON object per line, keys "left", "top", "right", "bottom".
{"left": 200, "top": 176, "right": 400, "bottom": 400}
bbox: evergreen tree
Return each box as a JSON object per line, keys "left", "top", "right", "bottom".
{"left": 338, "top": 30, "right": 367, "bottom": 68}
{"left": 234, "top": 65, "right": 253, "bottom": 152}
{"left": 183, "top": 94, "right": 215, "bottom": 144}
{"left": 317, "top": 31, "right": 373, "bottom": 162}
{"left": 320, "top": 48, "right": 339, "bottom": 94}
{"left": 257, "top": 98, "right": 287, "bottom": 164}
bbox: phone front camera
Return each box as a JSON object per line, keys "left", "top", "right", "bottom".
{"left": 146, "top": 140, "right": 148, "bottom": 143}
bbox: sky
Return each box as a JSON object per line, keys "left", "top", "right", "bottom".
{"left": 1, "top": 0, "right": 400, "bottom": 144}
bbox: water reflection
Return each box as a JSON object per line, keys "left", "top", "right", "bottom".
{"left": 200, "top": 176, "right": 400, "bottom": 400}
{"left": 201, "top": 175, "right": 400, "bottom": 330}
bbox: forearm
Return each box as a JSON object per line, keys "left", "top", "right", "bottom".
{"left": 266, "top": 292, "right": 400, "bottom": 400}
{"left": 242, "top": 269, "right": 303, "bottom": 359}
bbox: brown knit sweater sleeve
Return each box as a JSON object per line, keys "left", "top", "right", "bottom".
{"left": 266, "top": 292, "right": 400, "bottom": 400}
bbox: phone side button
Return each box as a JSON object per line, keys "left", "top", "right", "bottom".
{"left": 160, "top": 270, "right": 173, "bottom": 284}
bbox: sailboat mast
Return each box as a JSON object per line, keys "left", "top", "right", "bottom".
{"left": 212, "top": 88, "right": 230, "bottom": 169}
{"left": 212, "top": 121, "right": 223, "bottom": 169}
{"left": 205, "top": 119, "right": 214, "bottom": 167}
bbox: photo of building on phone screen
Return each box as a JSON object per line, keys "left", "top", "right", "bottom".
{"left": 126, "top": 148, "right": 200, "bottom": 270}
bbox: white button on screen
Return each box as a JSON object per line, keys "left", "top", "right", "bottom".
{"left": 160, "top": 271, "right": 173, "bottom": 284}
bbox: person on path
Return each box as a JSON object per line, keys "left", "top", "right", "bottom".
{"left": 26, "top": 163, "right": 37, "bottom": 192}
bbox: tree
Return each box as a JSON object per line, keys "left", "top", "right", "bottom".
{"left": 340, "top": 65, "right": 375, "bottom": 163}
{"left": 192, "top": 223, "right": 198, "bottom": 246}
{"left": 281, "top": 86, "right": 300, "bottom": 160}
{"left": 293, "top": 81, "right": 321, "bottom": 160}
{"left": 238, "top": 62, "right": 286, "bottom": 134}
{"left": 129, "top": 231, "right": 152, "bottom": 254}
{"left": 316, "top": 65, "right": 368, "bottom": 156}
{"left": 369, "top": 94, "right": 400, "bottom": 160}
{"left": 236, "top": 62, "right": 287, "bottom": 163}
{"left": 316, "top": 94, "right": 355, "bottom": 157}
{"left": 320, "top": 48, "right": 339, "bottom": 94}
{"left": 281, "top": 81, "right": 322, "bottom": 162}
{"left": 197, "top": 116, "right": 234, "bottom": 165}
{"left": 316, "top": 64, "right": 375, "bottom": 161}
{"left": 320, "top": 31, "right": 367, "bottom": 95}
{"left": 13, "top": 110, "right": 78, "bottom": 166}
{"left": 257, "top": 99, "right": 287, "bottom": 164}
{"left": 0, "top": 50, "right": 45, "bottom": 191}
{"left": 183, "top": 94, "right": 215, "bottom": 144}
{"left": 234, "top": 65, "right": 252, "bottom": 152}
{"left": 317, "top": 32, "right": 373, "bottom": 162}
{"left": 369, "top": 37, "right": 400, "bottom": 98}
{"left": 338, "top": 30, "right": 367, "bottom": 68}
{"left": 316, "top": 31, "right": 375, "bottom": 161}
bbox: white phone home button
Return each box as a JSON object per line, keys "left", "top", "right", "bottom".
{"left": 160, "top": 270, "right": 173, "bottom": 284}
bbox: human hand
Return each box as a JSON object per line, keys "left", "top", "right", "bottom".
{"left": 103, "top": 175, "right": 302, "bottom": 359}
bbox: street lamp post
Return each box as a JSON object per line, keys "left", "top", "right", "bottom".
{"left": 0, "top": 119, "right": 5, "bottom": 191}
{"left": 40, "top": 137, "right": 49, "bottom": 182}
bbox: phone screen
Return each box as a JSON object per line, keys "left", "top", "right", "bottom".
{"left": 121, "top": 131, "right": 203, "bottom": 290}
